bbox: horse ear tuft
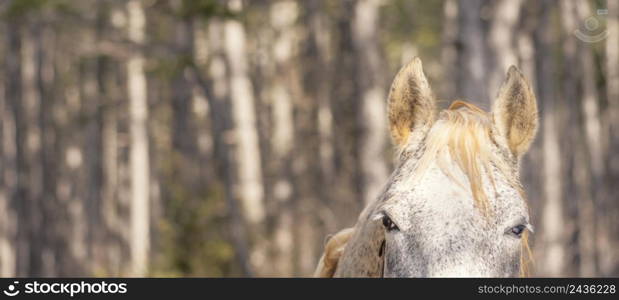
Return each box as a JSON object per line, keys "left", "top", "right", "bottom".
{"left": 492, "top": 66, "right": 538, "bottom": 157}
{"left": 387, "top": 57, "right": 436, "bottom": 146}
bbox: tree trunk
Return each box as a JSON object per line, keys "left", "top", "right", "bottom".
{"left": 0, "top": 21, "right": 18, "bottom": 277}
{"left": 574, "top": 0, "right": 603, "bottom": 277}
{"left": 35, "top": 21, "right": 59, "bottom": 276}
{"left": 535, "top": 0, "right": 566, "bottom": 277}
{"left": 608, "top": 0, "right": 619, "bottom": 156}
{"left": 352, "top": 0, "right": 389, "bottom": 206}
{"left": 80, "top": 50, "right": 103, "bottom": 276}
{"left": 268, "top": 0, "right": 298, "bottom": 276}
{"left": 457, "top": 0, "right": 489, "bottom": 106}
{"left": 330, "top": 0, "right": 364, "bottom": 226}
{"left": 126, "top": 0, "right": 150, "bottom": 276}
{"left": 224, "top": 0, "right": 265, "bottom": 229}
{"left": 196, "top": 18, "right": 254, "bottom": 277}
{"left": 0, "top": 75, "right": 16, "bottom": 276}
{"left": 19, "top": 22, "right": 46, "bottom": 276}
{"left": 97, "top": 3, "right": 122, "bottom": 274}
{"left": 559, "top": 0, "right": 598, "bottom": 276}
{"left": 171, "top": 17, "right": 199, "bottom": 189}
{"left": 486, "top": 0, "right": 523, "bottom": 100}
{"left": 441, "top": 0, "right": 459, "bottom": 100}
{"left": 604, "top": 0, "right": 619, "bottom": 276}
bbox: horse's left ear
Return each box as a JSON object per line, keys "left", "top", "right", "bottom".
{"left": 387, "top": 57, "right": 436, "bottom": 146}
{"left": 492, "top": 66, "right": 538, "bottom": 158}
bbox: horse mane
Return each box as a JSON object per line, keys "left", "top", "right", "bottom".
{"left": 313, "top": 227, "right": 355, "bottom": 277}
{"left": 408, "top": 100, "right": 521, "bottom": 214}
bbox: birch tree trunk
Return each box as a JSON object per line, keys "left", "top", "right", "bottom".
{"left": 224, "top": 0, "right": 265, "bottom": 229}
{"left": 223, "top": 1, "right": 267, "bottom": 274}
{"left": 486, "top": 0, "right": 522, "bottom": 100}
{"left": 203, "top": 18, "right": 253, "bottom": 276}
{"left": 126, "top": 0, "right": 150, "bottom": 276}
{"left": 352, "top": 0, "right": 389, "bottom": 206}
{"left": 268, "top": 0, "right": 298, "bottom": 276}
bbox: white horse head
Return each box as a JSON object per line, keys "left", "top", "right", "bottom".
{"left": 316, "top": 58, "right": 538, "bottom": 277}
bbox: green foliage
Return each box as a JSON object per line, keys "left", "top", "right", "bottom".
{"left": 4, "top": 0, "right": 48, "bottom": 18}
{"left": 380, "top": 0, "right": 444, "bottom": 70}
{"left": 151, "top": 153, "right": 239, "bottom": 277}
{"left": 178, "top": 0, "right": 236, "bottom": 19}
{"left": 148, "top": 55, "right": 193, "bottom": 80}
{"left": 2, "top": 0, "right": 72, "bottom": 19}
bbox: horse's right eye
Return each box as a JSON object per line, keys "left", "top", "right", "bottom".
{"left": 382, "top": 215, "right": 399, "bottom": 232}
{"left": 510, "top": 225, "right": 526, "bottom": 238}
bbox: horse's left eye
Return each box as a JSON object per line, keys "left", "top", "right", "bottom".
{"left": 510, "top": 225, "right": 526, "bottom": 238}
{"left": 382, "top": 215, "right": 399, "bottom": 232}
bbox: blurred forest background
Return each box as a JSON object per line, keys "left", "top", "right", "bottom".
{"left": 0, "top": 0, "right": 617, "bottom": 277}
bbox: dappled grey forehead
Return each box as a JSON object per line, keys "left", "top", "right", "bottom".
{"left": 375, "top": 143, "right": 529, "bottom": 232}
{"left": 378, "top": 105, "right": 529, "bottom": 225}
{"left": 376, "top": 153, "right": 528, "bottom": 277}
{"left": 377, "top": 160, "right": 477, "bottom": 231}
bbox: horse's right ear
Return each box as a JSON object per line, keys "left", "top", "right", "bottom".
{"left": 387, "top": 57, "right": 436, "bottom": 146}
{"left": 492, "top": 66, "right": 538, "bottom": 158}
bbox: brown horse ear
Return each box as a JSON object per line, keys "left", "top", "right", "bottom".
{"left": 387, "top": 57, "right": 436, "bottom": 146}
{"left": 492, "top": 66, "right": 538, "bottom": 157}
